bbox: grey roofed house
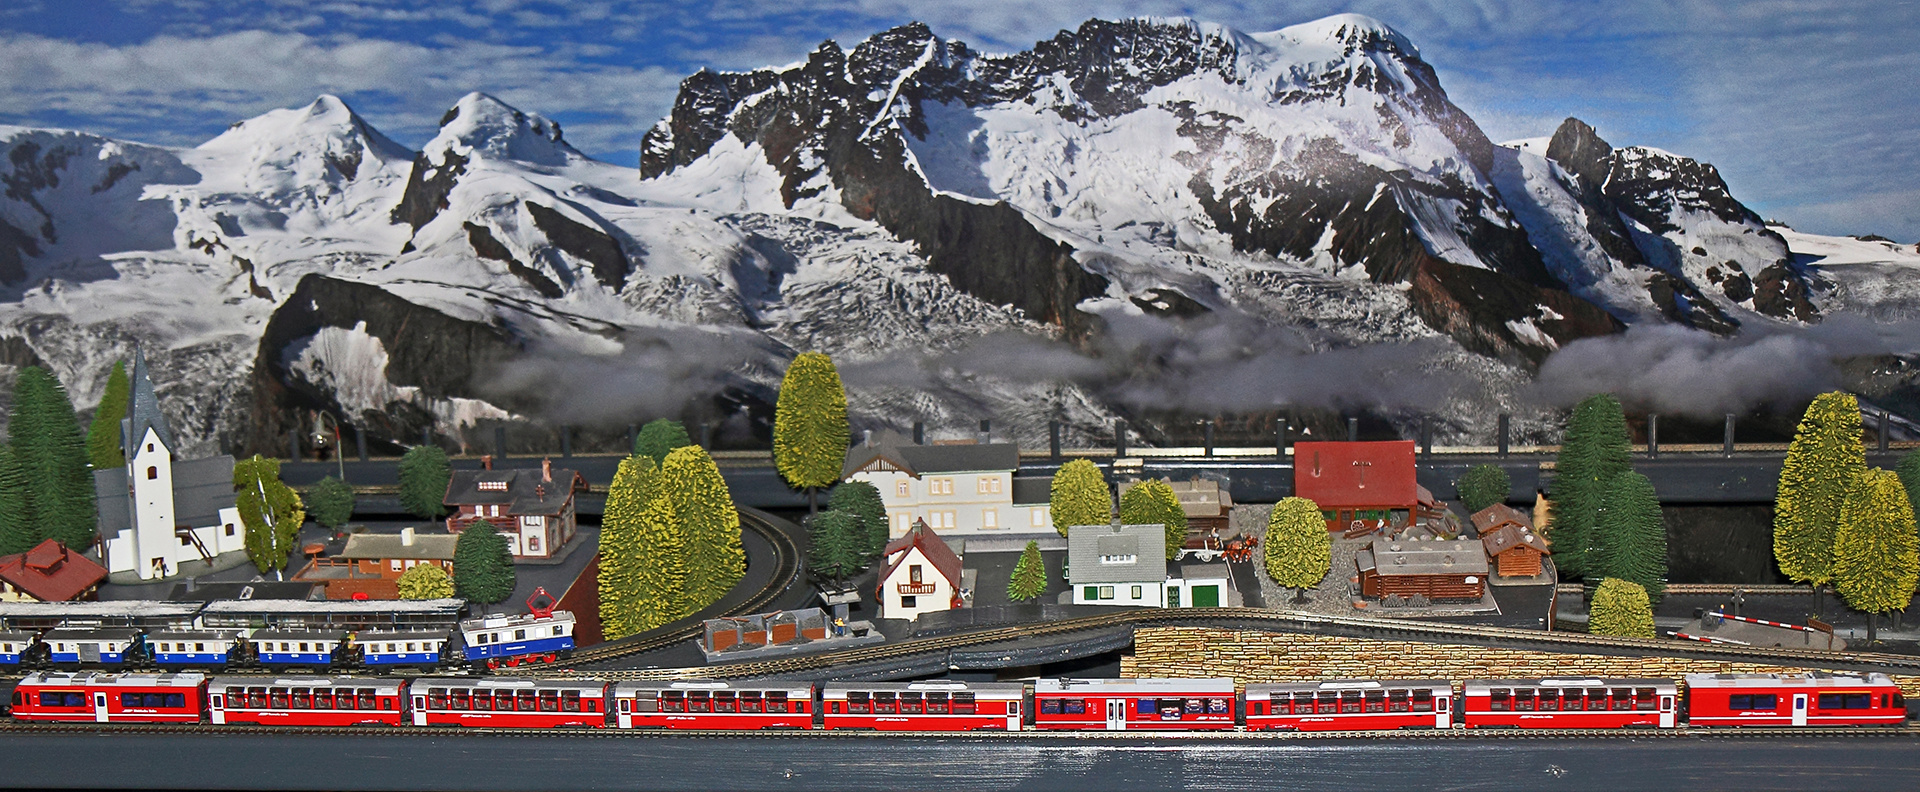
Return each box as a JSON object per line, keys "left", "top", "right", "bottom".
{"left": 336, "top": 532, "right": 459, "bottom": 562}
{"left": 840, "top": 430, "right": 1020, "bottom": 479}
{"left": 443, "top": 464, "right": 586, "bottom": 515}
{"left": 93, "top": 455, "right": 239, "bottom": 537}
{"left": 1011, "top": 477, "right": 1051, "bottom": 506}
{"left": 1356, "top": 538, "right": 1490, "bottom": 577}
{"left": 1066, "top": 523, "right": 1167, "bottom": 584}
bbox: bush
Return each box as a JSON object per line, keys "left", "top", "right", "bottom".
{"left": 397, "top": 563, "right": 455, "bottom": 599}
{"left": 1588, "top": 578, "right": 1655, "bottom": 638}
{"left": 1456, "top": 464, "right": 1511, "bottom": 513}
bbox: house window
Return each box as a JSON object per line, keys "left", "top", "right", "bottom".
{"left": 976, "top": 476, "right": 1001, "bottom": 494}
{"left": 982, "top": 509, "right": 998, "bottom": 529}
{"left": 900, "top": 596, "right": 918, "bottom": 609}
{"left": 896, "top": 481, "right": 910, "bottom": 497}
{"left": 1131, "top": 585, "right": 1143, "bottom": 599}
{"left": 529, "top": 536, "right": 540, "bottom": 553}
{"left": 910, "top": 564, "right": 922, "bottom": 583}
{"left": 179, "top": 535, "right": 192, "bottom": 546}
{"left": 390, "top": 560, "right": 402, "bottom": 572}
{"left": 225, "top": 523, "right": 235, "bottom": 537}
{"left": 1099, "top": 554, "right": 1136, "bottom": 564}
{"left": 934, "top": 510, "right": 955, "bottom": 529}
{"left": 1098, "top": 586, "right": 1115, "bottom": 600}
{"left": 147, "top": 466, "right": 158, "bottom": 480}
{"left": 1031, "top": 508, "right": 1048, "bottom": 527}
{"left": 930, "top": 478, "right": 953, "bottom": 496}
{"left": 147, "top": 443, "right": 154, "bottom": 452}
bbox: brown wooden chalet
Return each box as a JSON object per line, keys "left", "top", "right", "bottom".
{"left": 1293, "top": 441, "right": 1418, "bottom": 532}
{"left": 0, "top": 540, "right": 108, "bottom": 602}
{"left": 1472, "top": 504, "right": 1550, "bottom": 578}
{"left": 1356, "top": 538, "right": 1488, "bottom": 602}
{"left": 443, "top": 457, "right": 587, "bottom": 560}
{"left": 294, "top": 527, "right": 459, "bottom": 600}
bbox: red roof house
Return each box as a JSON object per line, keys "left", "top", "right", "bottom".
{"left": 1293, "top": 441, "right": 1419, "bottom": 532}
{"left": 875, "top": 519, "right": 965, "bottom": 622}
{"left": 0, "top": 539, "right": 109, "bottom": 602}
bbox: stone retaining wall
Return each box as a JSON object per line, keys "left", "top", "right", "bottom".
{"left": 1122, "top": 627, "right": 1920, "bottom": 696}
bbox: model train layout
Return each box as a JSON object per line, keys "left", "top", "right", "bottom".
{"left": 5, "top": 671, "right": 1907, "bottom": 732}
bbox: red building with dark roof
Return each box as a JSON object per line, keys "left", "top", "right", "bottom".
{"left": 0, "top": 540, "right": 109, "bottom": 602}
{"left": 1292, "top": 441, "right": 1419, "bottom": 532}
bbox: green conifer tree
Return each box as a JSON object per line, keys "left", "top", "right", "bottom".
{"left": 1008, "top": 540, "right": 1047, "bottom": 602}
{"left": 0, "top": 446, "right": 36, "bottom": 555}
{"left": 396, "top": 563, "right": 455, "bottom": 599}
{"left": 633, "top": 418, "right": 693, "bottom": 465}
{"left": 453, "top": 518, "right": 516, "bottom": 604}
{"left": 1120, "top": 478, "right": 1188, "bottom": 561}
{"left": 827, "top": 480, "right": 889, "bottom": 562}
{"left": 633, "top": 494, "right": 688, "bottom": 630}
{"left": 1456, "top": 464, "right": 1512, "bottom": 514}
{"left": 1264, "top": 497, "right": 1332, "bottom": 602}
{"left": 1595, "top": 471, "right": 1667, "bottom": 604}
{"left": 1588, "top": 578, "right": 1656, "bottom": 638}
{"left": 10, "top": 366, "right": 98, "bottom": 551}
{"left": 85, "top": 360, "right": 129, "bottom": 470}
{"left": 234, "top": 455, "right": 306, "bottom": 578}
{"left": 1547, "top": 393, "right": 1632, "bottom": 578}
{"left": 663, "top": 445, "right": 746, "bottom": 612}
{"left": 1895, "top": 449, "right": 1920, "bottom": 517}
{"left": 306, "top": 476, "right": 356, "bottom": 531}
{"left": 772, "top": 351, "right": 849, "bottom": 514}
{"left": 1832, "top": 468, "right": 1919, "bottom": 643}
{"left": 1049, "top": 459, "right": 1111, "bottom": 537}
{"left": 807, "top": 511, "right": 863, "bottom": 585}
{"left": 398, "top": 445, "right": 452, "bottom": 520}
{"left": 598, "top": 455, "right": 658, "bottom": 640}
{"left": 1775, "top": 392, "right": 1867, "bottom": 609}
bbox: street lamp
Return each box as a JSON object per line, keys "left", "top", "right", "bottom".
{"left": 312, "top": 411, "right": 346, "bottom": 483}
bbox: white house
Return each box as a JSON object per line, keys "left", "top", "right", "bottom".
{"left": 1065, "top": 522, "right": 1168, "bottom": 607}
{"left": 94, "top": 350, "right": 245, "bottom": 580}
{"left": 875, "top": 519, "right": 964, "bottom": 621}
{"left": 842, "top": 431, "right": 1050, "bottom": 538}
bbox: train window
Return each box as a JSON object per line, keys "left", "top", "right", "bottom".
{"left": 1634, "top": 689, "right": 1656, "bottom": 711}
{"left": 923, "top": 692, "right": 945, "bottom": 714}
{"left": 952, "top": 693, "right": 975, "bottom": 715}
{"left": 560, "top": 691, "right": 579, "bottom": 713}
{"left": 515, "top": 629, "right": 527, "bottom": 641}
{"left": 1894, "top": 693, "right": 1906, "bottom": 709}
{"left": 1317, "top": 692, "right": 1339, "bottom": 715}
{"left": 1412, "top": 690, "right": 1433, "bottom": 712}
{"left": 248, "top": 688, "right": 268, "bottom": 709}
{"left": 1610, "top": 689, "right": 1633, "bottom": 710}
{"left": 518, "top": 692, "right": 538, "bottom": 712}
{"left": 689, "top": 691, "right": 712, "bottom": 713}
{"left": 1844, "top": 694, "right": 1872, "bottom": 709}
{"left": 1586, "top": 688, "right": 1607, "bottom": 710}
{"left": 873, "top": 692, "right": 896, "bottom": 714}
{"left": 1064, "top": 699, "right": 1086, "bottom": 715}
{"left": 39, "top": 692, "right": 64, "bottom": 707}
{"left": 316, "top": 691, "right": 335, "bottom": 709}
{"left": 356, "top": 690, "right": 376, "bottom": 709}
{"left": 292, "top": 691, "right": 311, "bottom": 710}
{"left": 714, "top": 691, "right": 737, "bottom": 713}
{"left": 633, "top": 696, "right": 658, "bottom": 713}
{"left": 1513, "top": 690, "right": 1536, "bottom": 712}
{"left": 271, "top": 689, "right": 290, "bottom": 709}
{"left": 846, "top": 691, "right": 869, "bottom": 715}
{"left": 120, "top": 693, "right": 142, "bottom": 708}
{"left": 1209, "top": 699, "right": 1230, "bottom": 715}
{"left": 1364, "top": 691, "right": 1385, "bottom": 713}
{"left": 451, "top": 691, "right": 471, "bottom": 711}
{"left": 1489, "top": 690, "right": 1511, "bottom": 712}
{"left": 1537, "top": 690, "right": 1560, "bottom": 712}
{"left": 897, "top": 692, "right": 921, "bottom": 715}
{"left": 1817, "top": 693, "right": 1842, "bottom": 710}
{"left": 1387, "top": 690, "right": 1410, "bottom": 713}
{"left": 1338, "top": 692, "right": 1362, "bottom": 714}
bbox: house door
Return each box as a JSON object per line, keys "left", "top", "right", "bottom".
{"left": 1791, "top": 693, "right": 1808, "bottom": 726}
{"left": 1193, "top": 585, "right": 1220, "bottom": 608}
{"left": 1106, "top": 698, "right": 1126, "bottom": 731}
{"left": 93, "top": 692, "right": 109, "bottom": 723}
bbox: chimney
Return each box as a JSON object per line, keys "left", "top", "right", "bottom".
{"left": 401, "top": 527, "right": 416, "bottom": 546}
{"left": 863, "top": 429, "right": 873, "bottom": 447}
{"left": 481, "top": 455, "right": 493, "bottom": 471}
{"left": 542, "top": 457, "right": 552, "bottom": 483}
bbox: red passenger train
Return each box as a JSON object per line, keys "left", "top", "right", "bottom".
{"left": 1033, "top": 678, "right": 1236, "bottom": 731}
{"left": 1245, "top": 680, "right": 1454, "bottom": 731}
{"left": 1683, "top": 673, "right": 1905, "bottom": 727}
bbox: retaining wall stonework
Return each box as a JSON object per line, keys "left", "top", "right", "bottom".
{"left": 1120, "top": 627, "right": 1920, "bottom": 696}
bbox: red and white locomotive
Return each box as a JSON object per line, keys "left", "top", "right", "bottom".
{"left": 1684, "top": 672, "right": 1905, "bottom": 727}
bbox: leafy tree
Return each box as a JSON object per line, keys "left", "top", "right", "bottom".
{"left": 598, "top": 455, "right": 659, "bottom": 641}
{"left": 772, "top": 351, "right": 849, "bottom": 514}
{"left": 1120, "top": 478, "right": 1187, "bottom": 561}
{"left": 1775, "top": 391, "right": 1867, "bottom": 611}
{"left": 1264, "top": 497, "right": 1331, "bottom": 602}
{"left": 1832, "top": 468, "right": 1919, "bottom": 643}
{"left": 1547, "top": 393, "right": 1632, "bottom": 578}
{"left": 633, "top": 418, "right": 692, "bottom": 466}
{"left": 1457, "top": 464, "right": 1512, "bottom": 514}
{"left": 85, "top": 360, "right": 129, "bottom": 470}
{"left": 398, "top": 445, "right": 452, "bottom": 520}
{"left": 396, "top": 563, "right": 455, "bottom": 599}
{"left": 0, "top": 446, "right": 35, "bottom": 555}
{"left": 1595, "top": 471, "right": 1667, "bottom": 604}
{"left": 828, "top": 480, "right": 889, "bottom": 562}
{"left": 1896, "top": 449, "right": 1920, "bottom": 518}
{"left": 1049, "top": 459, "right": 1111, "bottom": 537}
{"left": 453, "top": 518, "right": 516, "bottom": 604}
{"left": 1588, "top": 578, "right": 1655, "bottom": 638}
{"left": 306, "top": 476, "right": 356, "bottom": 531}
{"left": 234, "top": 455, "right": 305, "bottom": 579}
{"left": 633, "top": 493, "right": 688, "bottom": 631}
{"left": 10, "top": 366, "right": 97, "bottom": 551}
{"left": 1008, "top": 540, "right": 1048, "bottom": 602}
{"left": 663, "top": 445, "right": 746, "bottom": 611}
{"left": 807, "top": 511, "right": 864, "bottom": 585}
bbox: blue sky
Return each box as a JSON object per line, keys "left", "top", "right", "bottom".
{"left": 2, "top": 0, "right": 1914, "bottom": 240}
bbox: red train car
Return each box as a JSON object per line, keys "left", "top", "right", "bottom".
{"left": 410, "top": 677, "right": 608, "bottom": 728}
{"left": 208, "top": 676, "right": 405, "bottom": 726}
{"left": 1461, "top": 678, "right": 1678, "bottom": 729}
{"left": 11, "top": 671, "right": 205, "bottom": 723}
{"left": 1245, "top": 680, "right": 1453, "bottom": 731}
{"left": 820, "top": 681, "right": 1023, "bottom": 731}
{"left": 1684, "top": 673, "right": 1907, "bottom": 727}
{"left": 611, "top": 680, "right": 813, "bottom": 730}
{"left": 1032, "top": 678, "right": 1236, "bottom": 731}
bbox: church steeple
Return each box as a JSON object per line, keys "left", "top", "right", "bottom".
{"left": 125, "top": 347, "right": 175, "bottom": 453}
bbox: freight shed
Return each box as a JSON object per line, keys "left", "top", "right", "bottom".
{"left": 1356, "top": 539, "right": 1487, "bottom": 602}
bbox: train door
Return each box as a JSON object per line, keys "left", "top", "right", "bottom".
{"left": 93, "top": 691, "right": 109, "bottom": 723}
{"left": 1658, "top": 694, "right": 1676, "bottom": 728}
{"left": 412, "top": 693, "right": 429, "bottom": 727}
{"left": 1791, "top": 693, "right": 1807, "bottom": 726}
{"left": 210, "top": 690, "right": 227, "bottom": 725}
{"left": 1007, "top": 699, "right": 1021, "bottom": 731}
{"left": 1435, "top": 692, "right": 1451, "bottom": 729}
{"left": 1106, "top": 698, "right": 1126, "bottom": 731}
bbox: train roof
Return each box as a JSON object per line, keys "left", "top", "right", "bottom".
{"left": 355, "top": 628, "right": 452, "bottom": 637}
{"left": 0, "top": 601, "right": 200, "bottom": 618}
{"left": 21, "top": 671, "right": 205, "bottom": 687}
{"left": 459, "top": 610, "right": 575, "bottom": 632}
{"left": 1462, "top": 678, "right": 1677, "bottom": 692}
{"left": 208, "top": 676, "right": 403, "bottom": 693}
{"left": 820, "top": 680, "right": 1024, "bottom": 697}
{"left": 612, "top": 680, "right": 813, "bottom": 694}
{"left": 1033, "top": 678, "right": 1237, "bottom": 695}
{"left": 1244, "top": 680, "right": 1451, "bottom": 696}
{"left": 43, "top": 627, "right": 143, "bottom": 640}
{"left": 1683, "top": 672, "right": 1896, "bottom": 688}
{"left": 146, "top": 630, "right": 235, "bottom": 641}
{"left": 249, "top": 630, "right": 349, "bottom": 641}
{"left": 200, "top": 599, "right": 466, "bottom": 615}
{"left": 413, "top": 676, "right": 605, "bottom": 692}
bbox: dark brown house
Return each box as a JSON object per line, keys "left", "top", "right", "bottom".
{"left": 1356, "top": 538, "right": 1488, "bottom": 602}
{"left": 1473, "top": 504, "right": 1550, "bottom": 578}
{"left": 444, "top": 458, "right": 587, "bottom": 559}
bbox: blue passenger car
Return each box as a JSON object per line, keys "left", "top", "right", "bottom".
{"left": 0, "top": 630, "right": 37, "bottom": 665}
{"left": 357, "top": 630, "right": 450, "bottom": 667}
{"left": 249, "top": 630, "right": 347, "bottom": 667}
{"left": 458, "top": 611, "right": 574, "bottom": 668}
{"left": 43, "top": 628, "right": 141, "bottom": 665}
{"left": 146, "top": 630, "right": 240, "bottom": 667}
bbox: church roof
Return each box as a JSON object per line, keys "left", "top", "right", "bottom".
{"left": 92, "top": 455, "right": 238, "bottom": 534}
{"left": 125, "top": 348, "right": 175, "bottom": 452}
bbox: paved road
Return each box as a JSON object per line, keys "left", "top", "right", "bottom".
{"left": 3, "top": 730, "right": 1916, "bottom": 791}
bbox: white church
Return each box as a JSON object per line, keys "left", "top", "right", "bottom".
{"left": 93, "top": 351, "right": 245, "bottom": 580}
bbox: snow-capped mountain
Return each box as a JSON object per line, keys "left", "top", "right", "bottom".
{"left": 0, "top": 15, "right": 1909, "bottom": 456}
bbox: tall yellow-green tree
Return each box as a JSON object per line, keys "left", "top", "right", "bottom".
{"left": 1832, "top": 468, "right": 1919, "bottom": 644}
{"left": 633, "top": 491, "right": 689, "bottom": 631}
{"left": 1265, "top": 497, "right": 1331, "bottom": 603}
{"left": 772, "top": 352, "right": 848, "bottom": 515}
{"left": 1775, "top": 391, "right": 1866, "bottom": 613}
{"left": 1049, "top": 459, "right": 1111, "bottom": 537}
{"left": 1120, "top": 478, "right": 1187, "bottom": 561}
{"left": 664, "top": 445, "right": 745, "bottom": 611}
{"left": 598, "top": 455, "right": 660, "bottom": 641}
{"left": 1588, "top": 578, "right": 1655, "bottom": 638}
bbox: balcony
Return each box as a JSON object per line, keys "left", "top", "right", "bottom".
{"left": 896, "top": 582, "right": 937, "bottom": 595}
